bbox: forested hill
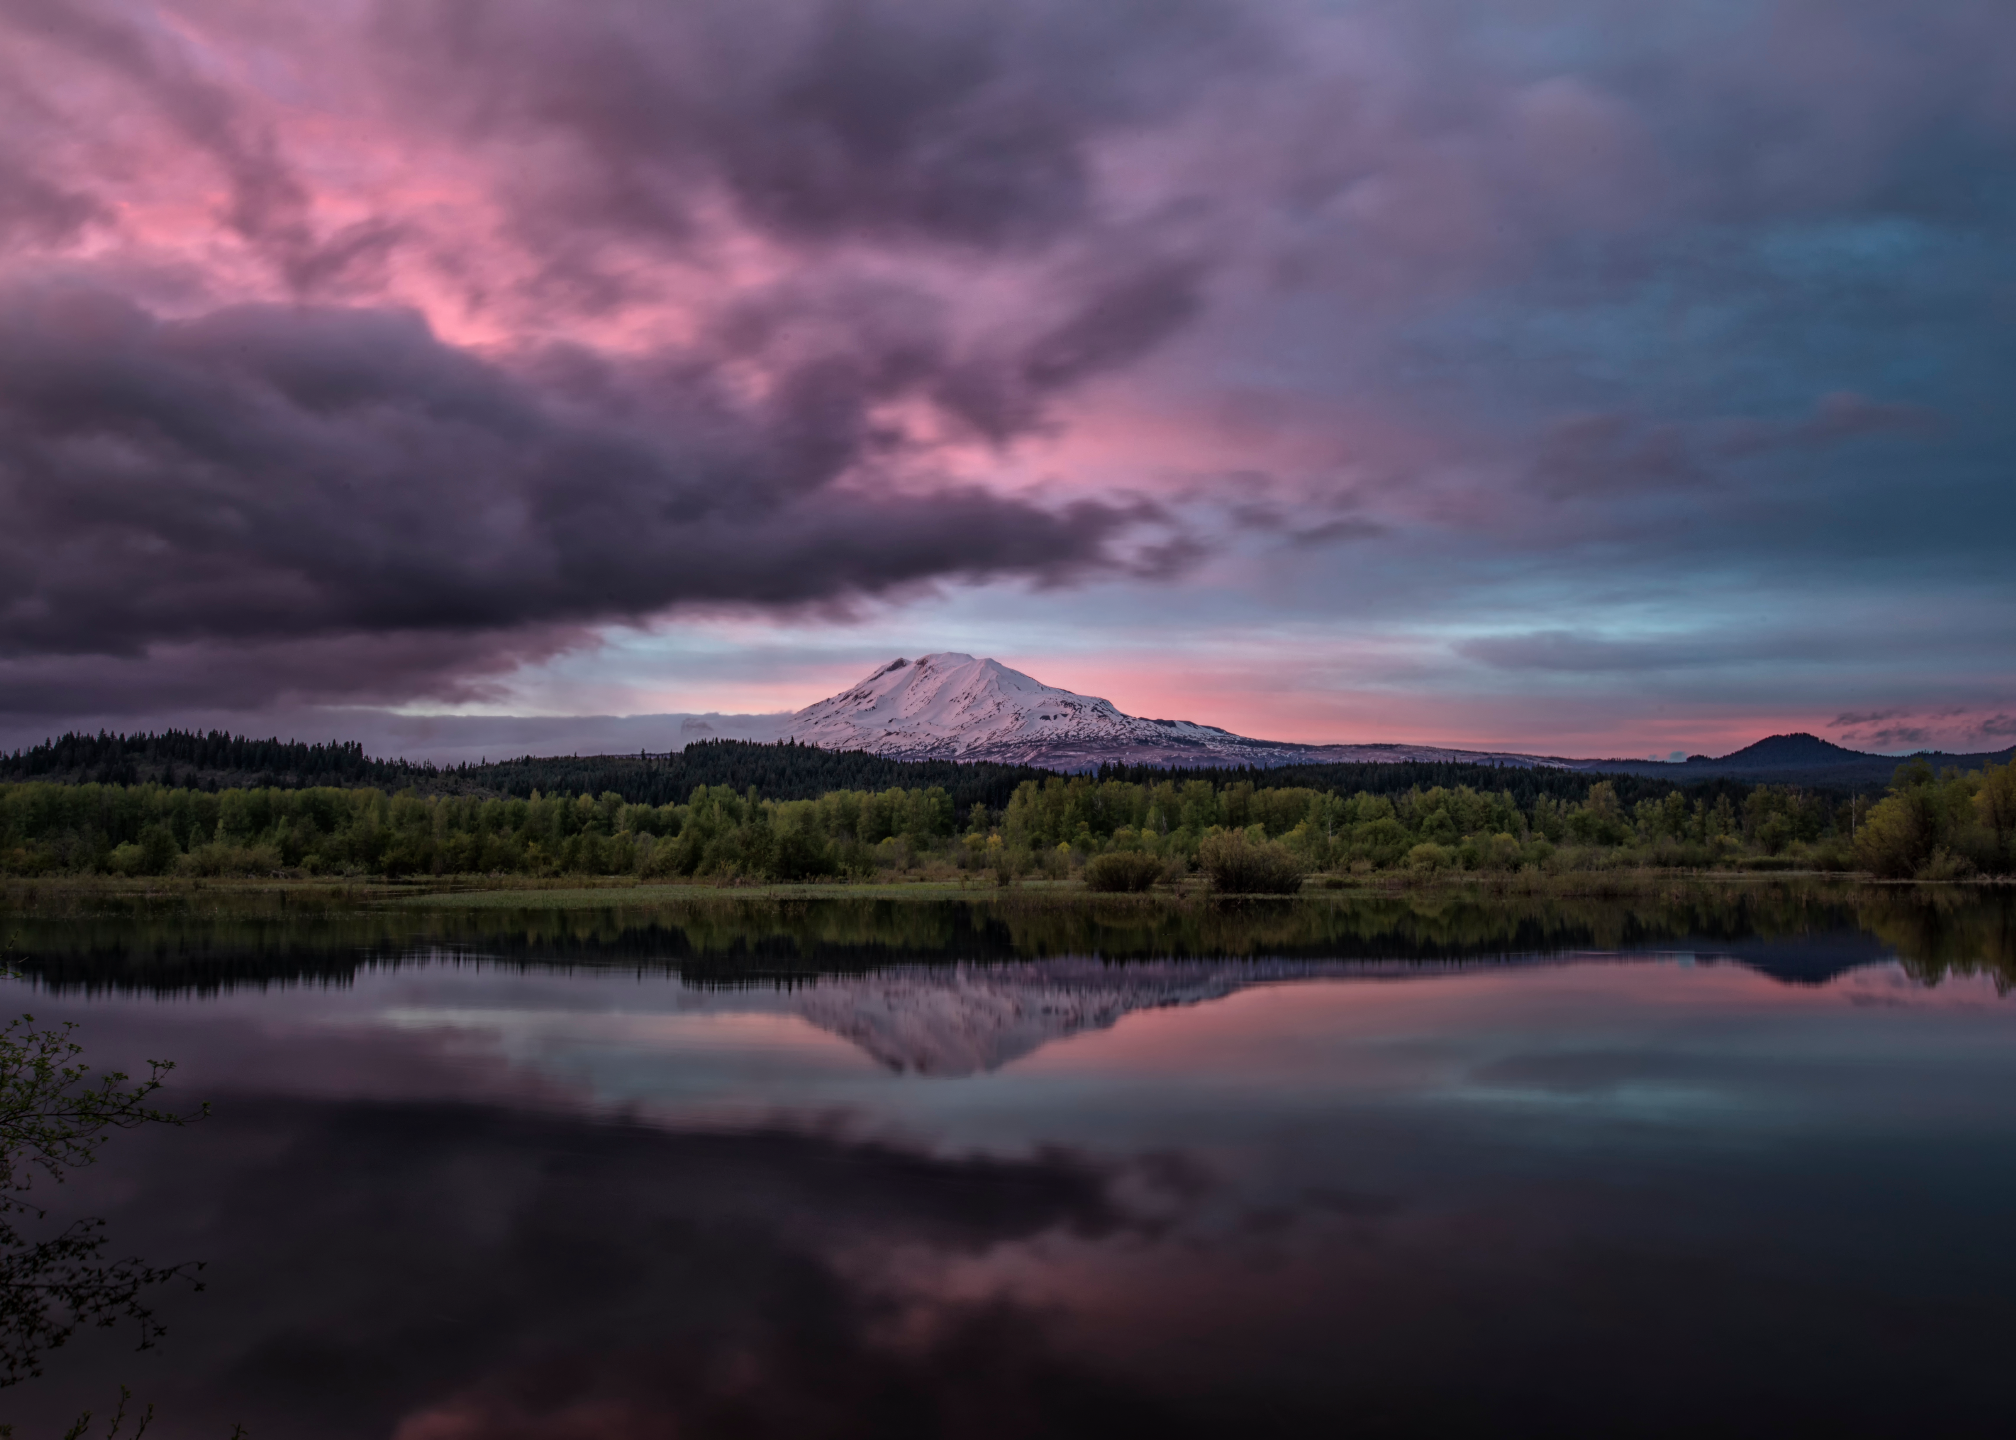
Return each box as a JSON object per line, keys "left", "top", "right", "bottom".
{"left": 1093, "top": 758, "right": 1783, "bottom": 808}
{"left": 1, "top": 730, "right": 434, "bottom": 790}
{"left": 461, "top": 741, "right": 1056, "bottom": 809}
{"left": 1, "top": 733, "right": 1056, "bottom": 810}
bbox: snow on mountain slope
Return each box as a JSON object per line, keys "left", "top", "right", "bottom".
{"left": 782, "top": 653, "right": 1236, "bottom": 764}
{"left": 761, "top": 653, "right": 1574, "bottom": 770}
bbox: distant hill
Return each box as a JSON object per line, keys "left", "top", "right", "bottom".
{"left": 456, "top": 741, "right": 1055, "bottom": 809}
{"left": 0, "top": 730, "right": 435, "bottom": 791}
{"left": 1709, "top": 733, "right": 1871, "bottom": 769}
{"left": 1579, "top": 732, "right": 2016, "bottom": 787}
{"left": 1, "top": 733, "right": 1055, "bottom": 810}
{"left": 1091, "top": 758, "right": 1747, "bottom": 808}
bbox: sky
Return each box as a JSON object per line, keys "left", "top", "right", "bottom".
{"left": 0, "top": 0, "right": 2011, "bottom": 761}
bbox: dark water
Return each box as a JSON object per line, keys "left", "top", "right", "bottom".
{"left": 1, "top": 886, "right": 2013, "bottom": 1438}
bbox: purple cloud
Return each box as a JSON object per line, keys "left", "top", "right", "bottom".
{"left": 0, "top": 287, "right": 1179, "bottom": 712}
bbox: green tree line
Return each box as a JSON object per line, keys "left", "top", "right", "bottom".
{"left": 5, "top": 758, "right": 2009, "bottom": 882}
{"left": 1853, "top": 757, "right": 2016, "bottom": 880}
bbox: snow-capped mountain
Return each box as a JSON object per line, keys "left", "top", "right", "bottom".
{"left": 780, "top": 653, "right": 1248, "bottom": 767}
{"left": 742, "top": 652, "right": 1574, "bottom": 770}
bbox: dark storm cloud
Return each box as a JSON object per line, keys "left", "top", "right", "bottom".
{"left": 0, "top": 288, "right": 1171, "bottom": 711}
{"left": 381, "top": 0, "right": 1256, "bottom": 255}
{"left": 0, "top": 632, "right": 589, "bottom": 718}
{"left": 693, "top": 255, "right": 1209, "bottom": 447}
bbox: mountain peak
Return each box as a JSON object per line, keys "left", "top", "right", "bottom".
{"left": 791, "top": 654, "right": 1138, "bottom": 761}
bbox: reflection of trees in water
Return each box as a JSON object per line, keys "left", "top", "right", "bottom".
{"left": 5, "top": 882, "right": 2012, "bottom": 995}
{"left": 1857, "top": 889, "right": 2016, "bottom": 991}
{"left": 0, "top": 1014, "right": 203, "bottom": 1389}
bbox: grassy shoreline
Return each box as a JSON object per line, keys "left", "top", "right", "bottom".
{"left": 1, "top": 868, "right": 2000, "bottom": 916}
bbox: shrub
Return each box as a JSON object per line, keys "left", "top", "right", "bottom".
{"left": 1405, "top": 842, "right": 1451, "bottom": 874}
{"left": 128, "top": 823, "right": 180, "bottom": 876}
{"left": 770, "top": 828, "right": 837, "bottom": 881}
{"left": 1854, "top": 793, "right": 1934, "bottom": 879}
{"left": 1915, "top": 847, "right": 1977, "bottom": 883}
{"left": 178, "top": 841, "right": 281, "bottom": 877}
{"left": 105, "top": 842, "right": 147, "bottom": 877}
{"left": 1737, "top": 855, "right": 1800, "bottom": 872}
{"left": 1196, "top": 832, "right": 1305, "bottom": 894}
{"left": 1083, "top": 850, "right": 1166, "bottom": 892}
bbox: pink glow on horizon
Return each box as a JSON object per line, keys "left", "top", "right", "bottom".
{"left": 1013, "top": 655, "right": 1842, "bottom": 757}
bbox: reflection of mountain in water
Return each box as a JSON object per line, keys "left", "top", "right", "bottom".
{"left": 787, "top": 934, "right": 1919, "bottom": 1074}
{"left": 792, "top": 959, "right": 1433, "bottom": 1075}
{"left": 1668, "top": 933, "right": 1896, "bottom": 986}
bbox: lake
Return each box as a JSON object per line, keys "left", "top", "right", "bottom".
{"left": 1, "top": 883, "right": 2012, "bottom": 1437}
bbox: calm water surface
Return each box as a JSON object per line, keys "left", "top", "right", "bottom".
{"left": 2, "top": 888, "right": 2013, "bottom": 1437}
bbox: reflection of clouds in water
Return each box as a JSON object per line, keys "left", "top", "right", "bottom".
{"left": 31, "top": 1100, "right": 1189, "bottom": 1440}
{"left": 387, "top": 1300, "right": 1186, "bottom": 1440}
{"left": 1468, "top": 1048, "right": 1709, "bottom": 1095}
{"left": 1459, "top": 1048, "right": 1733, "bottom": 1119}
